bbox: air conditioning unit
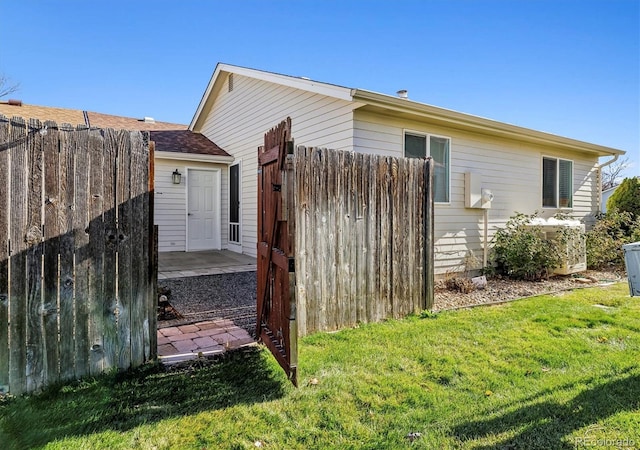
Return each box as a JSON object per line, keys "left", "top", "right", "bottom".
{"left": 526, "top": 219, "right": 586, "bottom": 275}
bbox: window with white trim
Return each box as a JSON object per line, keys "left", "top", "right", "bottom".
{"left": 229, "top": 162, "right": 241, "bottom": 244}
{"left": 542, "top": 156, "right": 573, "bottom": 208}
{"left": 404, "top": 132, "right": 450, "bottom": 203}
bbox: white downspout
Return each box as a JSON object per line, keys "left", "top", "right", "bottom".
{"left": 599, "top": 154, "right": 620, "bottom": 170}
{"left": 483, "top": 209, "right": 489, "bottom": 269}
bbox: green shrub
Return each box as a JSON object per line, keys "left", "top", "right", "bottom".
{"left": 490, "top": 212, "right": 575, "bottom": 281}
{"left": 586, "top": 210, "right": 640, "bottom": 269}
{"left": 607, "top": 177, "right": 640, "bottom": 218}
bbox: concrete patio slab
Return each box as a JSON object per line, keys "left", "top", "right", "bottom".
{"left": 158, "top": 249, "right": 256, "bottom": 279}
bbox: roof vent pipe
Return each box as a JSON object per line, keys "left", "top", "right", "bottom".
{"left": 397, "top": 90, "right": 408, "bottom": 99}
{"left": 142, "top": 117, "right": 155, "bottom": 123}
{"left": 8, "top": 99, "right": 22, "bottom": 106}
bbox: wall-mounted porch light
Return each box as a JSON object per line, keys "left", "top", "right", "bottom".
{"left": 172, "top": 169, "right": 182, "bottom": 185}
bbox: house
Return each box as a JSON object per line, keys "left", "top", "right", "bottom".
{"left": 188, "top": 63, "right": 626, "bottom": 275}
{"left": 601, "top": 185, "right": 619, "bottom": 213}
{"left": 0, "top": 101, "right": 233, "bottom": 253}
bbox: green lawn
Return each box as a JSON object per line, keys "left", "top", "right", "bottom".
{"left": 2, "top": 283, "right": 639, "bottom": 449}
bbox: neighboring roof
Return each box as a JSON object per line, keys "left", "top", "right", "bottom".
{"left": 88, "top": 111, "right": 186, "bottom": 131}
{"left": 0, "top": 101, "right": 85, "bottom": 125}
{"left": 0, "top": 101, "right": 230, "bottom": 159}
{"left": 150, "top": 130, "right": 231, "bottom": 158}
{"left": 602, "top": 185, "right": 620, "bottom": 196}
{"left": 190, "top": 63, "right": 626, "bottom": 157}
{"left": 0, "top": 100, "right": 186, "bottom": 131}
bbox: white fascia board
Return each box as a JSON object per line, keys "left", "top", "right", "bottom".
{"left": 190, "top": 63, "right": 225, "bottom": 131}
{"left": 221, "top": 64, "right": 354, "bottom": 101}
{"left": 190, "top": 63, "right": 354, "bottom": 130}
{"left": 352, "top": 89, "right": 626, "bottom": 157}
{"left": 155, "top": 151, "right": 234, "bottom": 164}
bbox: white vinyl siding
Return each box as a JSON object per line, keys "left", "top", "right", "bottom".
{"left": 190, "top": 71, "right": 602, "bottom": 275}
{"left": 353, "top": 109, "right": 599, "bottom": 275}
{"left": 154, "top": 159, "right": 229, "bottom": 253}
{"left": 197, "top": 73, "right": 357, "bottom": 257}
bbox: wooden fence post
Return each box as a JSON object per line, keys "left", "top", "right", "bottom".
{"left": 59, "top": 123, "right": 76, "bottom": 381}
{"left": 424, "top": 157, "right": 434, "bottom": 310}
{"left": 0, "top": 117, "right": 10, "bottom": 393}
{"left": 9, "top": 117, "right": 28, "bottom": 394}
{"left": 43, "top": 120, "right": 61, "bottom": 386}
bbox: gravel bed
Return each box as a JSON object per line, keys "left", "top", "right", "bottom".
{"left": 158, "top": 272, "right": 257, "bottom": 336}
{"left": 434, "top": 269, "right": 626, "bottom": 311}
{"left": 157, "top": 269, "right": 625, "bottom": 336}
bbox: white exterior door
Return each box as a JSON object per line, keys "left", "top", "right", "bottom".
{"left": 187, "top": 169, "right": 221, "bottom": 251}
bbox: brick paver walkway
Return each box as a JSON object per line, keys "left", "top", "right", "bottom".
{"left": 157, "top": 319, "right": 255, "bottom": 364}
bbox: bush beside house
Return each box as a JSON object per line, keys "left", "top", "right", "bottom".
{"left": 586, "top": 210, "right": 640, "bottom": 270}
{"left": 489, "top": 212, "right": 579, "bottom": 281}
{"left": 607, "top": 176, "right": 640, "bottom": 218}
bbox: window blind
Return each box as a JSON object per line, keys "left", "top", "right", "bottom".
{"left": 542, "top": 157, "right": 557, "bottom": 207}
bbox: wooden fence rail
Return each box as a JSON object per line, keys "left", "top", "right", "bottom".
{"left": 294, "top": 146, "right": 434, "bottom": 336}
{"left": 0, "top": 116, "right": 156, "bottom": 395}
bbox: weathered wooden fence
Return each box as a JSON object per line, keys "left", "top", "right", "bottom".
{"left": 0, "top": 116, "right": 157, "bottom": 395}
{"left": 294, "top": 146, "right": 434, "bottom": 336}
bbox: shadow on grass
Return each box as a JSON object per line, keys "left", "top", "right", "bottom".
{"left": 453, "top": 371, "right": 640, "bottom": 449}
{"left": 0, "top": 347, "right": 288, "bottom": 449}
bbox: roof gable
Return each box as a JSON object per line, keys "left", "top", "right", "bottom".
{"left": 189, "top": 63, "right": 354, "bottom": 130}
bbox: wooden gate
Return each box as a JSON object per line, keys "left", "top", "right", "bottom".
{"left": 257, "top": 118, "right": 298, "bottom": 386}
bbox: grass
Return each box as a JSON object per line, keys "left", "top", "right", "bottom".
{"left": 1, "top": 283, "right": 639, "bottom": 449}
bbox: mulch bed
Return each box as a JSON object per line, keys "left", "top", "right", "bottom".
{"left": 434, "top": 269, "right": 626, "bottom": 311}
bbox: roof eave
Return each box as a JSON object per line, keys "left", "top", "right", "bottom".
{"left": 155, "top": 150, "right": 235, "bottom": 164}
{"left": 352, "top": 89, "right": 626, "bottom": 157}
{"left": 189, "top": 63, "right": 224, "bottom": 131}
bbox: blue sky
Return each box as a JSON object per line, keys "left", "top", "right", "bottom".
{"left": 1, "top": 0, "right": 638, "bottom": 177}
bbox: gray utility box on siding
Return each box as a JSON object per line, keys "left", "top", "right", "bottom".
{"left": 622, "top": 242, "right": 640, "bottom": 297}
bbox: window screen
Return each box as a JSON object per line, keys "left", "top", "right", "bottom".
{"left": 559, "top": 159, "right": 573, "bottom": 208}
{"left": 430, "top": 136, "right": 450, "bottom": 203}
{"left": 405, "top": 133, "right": 426, "bottom": 158}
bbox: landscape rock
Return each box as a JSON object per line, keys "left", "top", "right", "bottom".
{"left": 471, "top": 275, "right": 488, "bottom": 290}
